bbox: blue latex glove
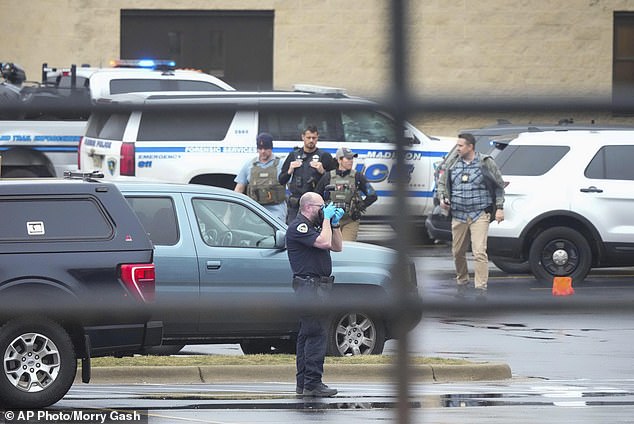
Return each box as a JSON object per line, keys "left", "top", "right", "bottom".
{"left": 322, "top": 202, "right": 337, "bottom": 220}
{"left": 331, "top": 207, "right": 345, "bottom": 225}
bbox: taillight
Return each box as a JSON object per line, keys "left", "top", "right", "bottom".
{"left": 120, "top": 264, "right": 155, "bottom": 302}
{"left": 120, "top": 142, "right": 136, "bottom": 176}
{"left": 77, "top": 136, "right": 83, "bottom": 170}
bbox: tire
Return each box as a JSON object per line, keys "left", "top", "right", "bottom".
{"left": 327, "top": 312, "right": 386, "bottom": 356}
{"left": 143, "top": 344, "right": 185, "bottom": 356}
{"left": 528, "top": 226, "right": 592, "bottom": 283}
{"left": 240, "top": 339, "right": 296, "bottom": 355}
{"left": 0, "top": 317, "right": 76, "bottom": 408}
{"left": 491, "top": 256, "right": 531, "bottom": 274}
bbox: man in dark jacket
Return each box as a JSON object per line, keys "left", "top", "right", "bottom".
{"left": 279, "top": 125, "right": 336, "bottom": 224}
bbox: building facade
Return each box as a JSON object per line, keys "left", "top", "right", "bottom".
{"left": 2, "top": 0, "right": 634, "bottom": 134}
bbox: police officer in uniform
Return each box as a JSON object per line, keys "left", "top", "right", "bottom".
{"left": 286, "top": 192, "right": 344, "bottom": 397}
{"left": 234, "top": 133, "right": 286, "bottom": 222}
{"left": 279, "top": 125, "right": 336, "bottom": 224}
{"left": 315, "top": 147, "right": 378, "bottom": 241}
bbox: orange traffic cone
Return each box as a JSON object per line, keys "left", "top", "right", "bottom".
{"left": 552, "top": 276, "right": 574, "bottom": 296}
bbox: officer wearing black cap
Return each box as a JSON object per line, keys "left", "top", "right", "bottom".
{"left": 279, "top": 125, "right": 336, "bottom": 224}
{"left": 286, "top": 191, "right": 344, "bottom": 398}
{"left": 234, "top": 133, "right": 286, "bottom": 222}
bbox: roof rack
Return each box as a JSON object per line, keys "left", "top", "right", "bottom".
{"left": 293, "top": 84, "right": 347, "bottom": 97}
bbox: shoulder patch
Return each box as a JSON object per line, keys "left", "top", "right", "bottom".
{"left": 296, "top": 223, "right": 309, "bottom": 233}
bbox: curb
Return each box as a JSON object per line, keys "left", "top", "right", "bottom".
{"left": 76, "top": 363, "right": 511, "bottom": 384}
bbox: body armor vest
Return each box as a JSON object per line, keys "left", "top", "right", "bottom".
{"left": 247, "top": 157, "right": 286, "bottom": 205}
{"left": 330, "top": 170, "right": 361, "bottom": 215}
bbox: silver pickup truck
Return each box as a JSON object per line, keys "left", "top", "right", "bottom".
{"left": 114, "top": 180, "right": 421, "bottom": 356}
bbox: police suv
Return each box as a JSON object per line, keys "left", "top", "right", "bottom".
{"left": 0, "top": 60, "right": 233, "bottom": 177}
{"left": 77, "top": 86, "right": 453, "bottom": 225}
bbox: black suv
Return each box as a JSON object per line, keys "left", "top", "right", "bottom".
{"left": 0, "top": 177, "right": 161, "bottom": 408}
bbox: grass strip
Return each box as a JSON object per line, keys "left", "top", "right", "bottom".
{"left": 90, "top": 354, "right": 470, "bottom": 367}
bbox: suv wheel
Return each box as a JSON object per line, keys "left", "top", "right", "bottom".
{"left": 528, "top": 226, "right": 592, "bottom": 282}
{"left": 0, "top": 318, "right": 76, "bottom": 408}
{"left": 327, "top": 312, "right": 385, "bottom": 356}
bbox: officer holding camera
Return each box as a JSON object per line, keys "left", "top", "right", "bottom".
{"left": 279, "top": 125, "right": 336, "bottom": 224}
{"left": 286, "top": 191, "right": 344, "bottom": 397}
{"left": 315, "top": 147, "right": 378, "bottom": 241}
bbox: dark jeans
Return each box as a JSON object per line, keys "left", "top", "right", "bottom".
{"left": 294, "top": 281, "right": 329, "bottom": 391}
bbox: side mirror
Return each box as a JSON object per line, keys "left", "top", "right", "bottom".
{"left": 274, "top": 229, "right": 287, "bottom": 249}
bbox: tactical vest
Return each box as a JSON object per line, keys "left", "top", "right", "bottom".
{"left": 247, "top": 157, "right": 286, "bottom": 205}
{"left": 289, "top": 148, "right": 325, "bottom": 197}
{"left": 330, "top": 170, "right": 361, "bottom": 215}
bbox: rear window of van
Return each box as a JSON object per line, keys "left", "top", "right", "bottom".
{"left": 138, "top": 110, "right": 235, "bottom": 141}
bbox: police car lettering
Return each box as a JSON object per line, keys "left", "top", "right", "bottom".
{"left": 12, "top": 135, "right": 32, "bottom": 142}
{"left": 224, "top": 146, "right": 257, "bottom": 153}
{"left": 185, "top": 146, "right": 222, "bottom": 153}
{"left": 354, "top": 163, "right": 414, "bottom": 184}
{"left": 138, "top": 154, "right": 182, "bottom": 160}
{"left": 33, "top": 135, "right": 82, "bottom": 142}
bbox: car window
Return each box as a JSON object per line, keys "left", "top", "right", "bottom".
{"left": 0, "top": 197, "right": 112, "bottom": 241}
{"left": 495, "top": 145, "right": 570, "bottom": 176}
{"left": 137, "top": 109, "right": 235, "bottom": 141}
{"left": 192, "top": 198, "right": 276, "bottom": 248}
{"left": 57, "top": 76, "right": 90, "bottom": 89}
{"left": 85, "top": 111, "right": 130, "bottom": 140}
{"left": 109, "top": 79, "right": 225, "bottom": 94}
{"left": 125, "top": 196, "right": 179, "bottom": 246}
{"left": 259, "top": 109, "right": 343, "bottom": 141}
{"left": 585, "top": 145, "right": 634, "bottom": 180}
{"left": 342, "top": 110, "right": 399, "bottom": 143}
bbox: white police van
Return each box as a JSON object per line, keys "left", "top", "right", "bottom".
{"left": 0, "top": 60, "right": 233, "bottom": 177}
{"left": 78, "top": 86, "right": 452, "bottom": 225}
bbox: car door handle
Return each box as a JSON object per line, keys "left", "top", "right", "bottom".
{"left": 206, "top": 260, "right": 221, "bottom": 270}
{"left": 580, "top": 186, "right": 603, "bottom": 193}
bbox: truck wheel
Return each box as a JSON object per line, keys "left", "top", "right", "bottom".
{"left": 0, "top": 318, "right": 76, "bottom": 408}
{"left": 327, "top": 312, "right": 385, "bottom": 356}
{"left": 528, "top": 226, "right": 592, "bottom": 283}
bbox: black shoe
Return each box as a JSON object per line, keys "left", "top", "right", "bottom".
{"left": 296, "top": 386, "right": 303, "bottom": 395}
{"left": 303, "top": 383, "right": 337, "bottom": 397}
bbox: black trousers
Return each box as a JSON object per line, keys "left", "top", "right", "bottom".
{"left": 293, "top": 277, "right": 333, "bottom": 390}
